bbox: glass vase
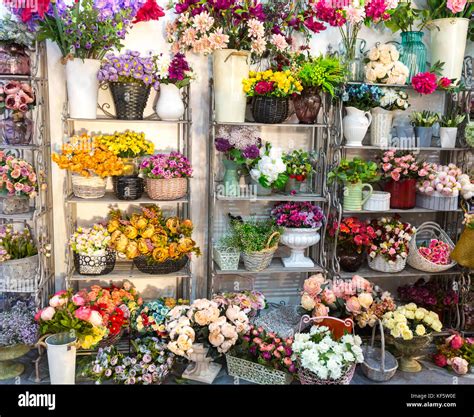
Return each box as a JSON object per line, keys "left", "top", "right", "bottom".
{"left": 399, "top": 31, "right": 426, "bottom": 83}
{"left": 339, "top": 37, "right": 366, "bottom": 82}
{"left": 0, "top": 114, "right": 33, "bottom": 145}
{"left": 222, "top": 159, "right": 241, "bottom": 197}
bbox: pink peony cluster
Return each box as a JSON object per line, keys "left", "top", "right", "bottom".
{"left": 434, "top": 332, "right": 473, "bottom": 375}
{"left": 417, "top": 163, "right": 463, "bottom": 197}
{"left": 364, "top": 0, "right": 390, "bottom": 22}
{"left": 0, "top": 152, "right": 38, "bottom": 198}
{"left": 0, "top": 81, "right": 35, "bottom": 114}
{"left": 419, "top": 239, "right": 452, "bottom": 265}
{"left": 381, "top": 149, "right": 428, "bottom": 182}
{"left": 411, "top": 71, "right": 438, "bottom": 95}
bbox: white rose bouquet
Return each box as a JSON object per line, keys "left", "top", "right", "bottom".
{"left": 248, "top": 142, "right": 288, "bottom": 190}
{"left": 379, "top": 87, "right": 409, "bottom": 111}
{"left": 364, "top": 44, "right": 409, "bottom": 85}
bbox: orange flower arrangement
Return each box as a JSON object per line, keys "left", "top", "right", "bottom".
{"left": 52, "top": 134, "right": 124, "bottom": 177}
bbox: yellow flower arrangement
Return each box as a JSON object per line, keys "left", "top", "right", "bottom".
{"left": 52, "top": 134, "right": 124, "bottom": 177}
{"left": 107, "top": 205, "right": 200, "bottom": 264}
{"left": 78, "top": 326, "right": 107, "bottom": 350}
{"left": 94, "top": 130, "right": 154, "bottom": 159}
{"left": 242, "top": 69, "right": 303, "bottom": 98}
{"left": 382, "top": 303, "right": 443, "bottom": 341}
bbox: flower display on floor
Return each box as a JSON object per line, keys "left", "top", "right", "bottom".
{"left": 271, "top": 201, "right": 325, "bottom": 229}
{"left": 364, "top": 43, "right": 409, "bottom": 84}
{"left": 0, "top": 152, "right": 38, "bottom": 199}
{"left": 242, "top": 69, "right": 303, "bottom": 97}
{"left": 433, "top": 332, "right": 473, "bottom": 375}
{"left": 0, "top": 299, "right": 38, "bottom": 346}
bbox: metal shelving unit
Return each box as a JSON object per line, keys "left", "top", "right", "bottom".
{"left": 62, "top": 86, "right": 193, "bottom": 300}
{"left": 0, "top": 42, "right": 55, "bottom": 307}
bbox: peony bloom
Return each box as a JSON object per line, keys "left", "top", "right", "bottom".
{"left": 438, "top": 77, "right": 452, "bottom": 89}
{"left": 74, "top": 306, "right": 92, "bottom": 321}
{"left": 433, "top": 353, "right": 448, "bottom": 367}
{"left": 411, "top": 72, "right": 438, "bottom": 95}
{"left": 449, "top": 334, "right": 464, "bottom": 350}
{"left": 346, "top": 296, "right": 361, "bottom": 314}
{"left": 449, "top": 357, "right": 469, "bottom": 375}
{"left": 40, "top": 306, "right": 56, "bottom": 321}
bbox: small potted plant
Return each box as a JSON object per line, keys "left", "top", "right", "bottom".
{"left": 409, "top": 110, "right": 439, "bottom": 147}
{"left": 97, "top": 50, "right": 161, "bottom": 120}
{"left": 328, "top": 157, "right": 379, "bottom": 211}
{"left": 213, "top": 233, "right": 241, "bottom": 271}
{"left": 70, "top": 224, "right": 116, "bottom": 276}
{"left": 140, "top": 151, "right": 192, "bottom": 201}
{"left": 382, "top": 303, "right": 443, "bottom": 372}
{"left": 230, "top": 217, "right": 282, "bottom": 272}
{"left": 283, "top": 149, "right": 316, "bottom": 194}
{"left": 242, "top": 69, "right": 303, "bottom": 124}
{"left": 271, "top": 201, "right": 325, "bottom": 268}
{"left": 294, "top": 54, "right": 345, "bottom": 124}
{"left": 364, "top": 43, "right": 410, "bottom": 85}
{"left": 439, "top": 110, "right": 465, "bottom": 148}
{"left": 367, "top": 216, "right": 415, "bottom": 273}
{"left": 433, "top": 333, "right": 473, "bottom": 376}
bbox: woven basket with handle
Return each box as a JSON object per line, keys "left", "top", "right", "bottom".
{"left": 242, "top": 231, "right": 280, "bottom": 272}
{"left": 145, "top": 177, "right": 187, "bottom": 200}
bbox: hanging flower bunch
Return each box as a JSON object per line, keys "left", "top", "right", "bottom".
{"left": 94, "top": 131, "right": 154, "bottom": 159}
{"left": 0, "top": 152, "right": 38, "bottom": 199}
{"left": 0, "top": 81, "right": 35, "bottom": 115}
{"left": 364, "top": 43, "right": 409, "bottom": 85}
{"left": 380, "top": 149, "right": 428, "bottom": 182}
{"left": 69, "top": 224, "right": 111, "bottom": 257}
{"left": 242, "top": 69, "right": 303, "bottom": 98}
{"left": 140, "top": 152, "right": 193, "bottom": 179}
{"left": 433, "top": 332, "right": 473, "bottom": 376}
{"left": 271, "top": 201, "right": 325, "bottom": 229}
{"left": 328, "top": 216, "right": 376, "bottom": 254}
{"left": 215, "top": 126, "right": 262, "bottom": 163}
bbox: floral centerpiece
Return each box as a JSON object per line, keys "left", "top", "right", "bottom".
{"left": 212, "top": 291, "right": 267, "bottom": 318}
{"left": 292, "top": 325, "right": 364, "bottom": 384}
{"left": 282, "top": 149, "right": 316, "bottom": 194}
{"left": 367, "top": 216, "right": 416, "bottom": 273}
{"left": 433, "top": 333, "right": 474, "bottom": 376}
{"left": 107, "top": 205, "right": 200, "bottom": 274}
{"left": 364, "top": 43, "right": 409, "bottom": 85}
{"left": 382, "top": 303, "right": 443, "bottom": 372}
{"left": 140, "top": 151, "right": 192, "bottom": 200}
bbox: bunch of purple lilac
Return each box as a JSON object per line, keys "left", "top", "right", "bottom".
{"left": 98, "top": 51, "right": 161, "bottom": 90}
{"left": 271, "top": 201, "right": 325, "bottom": 229}
{"left": 0, "top": 299, "right": 39, "bottom": 346}
{"left": 140, "top": 152, "right": 193, "bottom": 179}
{"left": 215, "top": 126, "right": 262, "bottom": 163}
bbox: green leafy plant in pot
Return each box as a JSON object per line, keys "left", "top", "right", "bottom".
{"left": 439, "top": 109, "right": 465, "bottom": 149}
{"left": 410, "top": 111, "right": 439, "bottom": 148}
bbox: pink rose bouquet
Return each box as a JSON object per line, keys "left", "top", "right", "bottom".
{"left": 0, "top": 152, "right": 38, "bottom": 199}
{"left": 434, "top": 332, "right": 473, "bottom": 375}
{"left": 380, "top": 149, "right": 428, "bottom": 182}
{"left": 417, "top": 163, "right": 463, "bottom": 197}
{"left": 0, "top": 81, "right": 35, "bottom": 115}
{"left": 418, "top": 239, "right": 452, "bottom": 266}
{"left": 300, "top": 273, "right": 331, "bottom": 316}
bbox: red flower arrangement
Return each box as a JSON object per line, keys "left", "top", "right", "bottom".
{"left": 411, "top": 72, "right": 438, "bottom": 95}
{"left": 133, "top": 0, "right": 165, "bottom": 23}
{"left": 329, "top": 217, "right": 376, "bottom": 253}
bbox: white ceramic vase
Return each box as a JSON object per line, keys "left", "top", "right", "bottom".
{"left": 343, "top": 106, "right": 372, "bottom": 146}
{"left": 45, "top": 333, "right": 77, "bottom": 384}
{"left": 182, "top": 343, "right": 221, "bottom": 384}
{"left": 155, "top": 83, "right": 185, "bottom": 121}
{"left": 439, "top": 127, "right": 457, "bottom": 148}
{"left": 430, "top": 18, "right": 469, "bottom": 81}
{"left": 363, "top": 191, "right": 391, "bottom": 211}
{"left": 65, "top": 58, "right": 100, "bottom": 119}
{"left": 280, "top": 228, "right": 320, "bottom": 267}
{"left": 213, "top": 49, "right": 250, "bottom": 123}
{"left": 370, "top": 107, "right": 393, "bottom": 147}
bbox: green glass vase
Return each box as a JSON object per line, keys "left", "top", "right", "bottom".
{"left": 399, "top": 31, "right": 426, "bottom": 83}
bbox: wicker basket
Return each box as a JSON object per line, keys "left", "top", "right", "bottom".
{"left": 72, "top": 174, "right": 107, "bottom": 199}
{"left": 226, "top": 354, "right": 292, "bottom": 385}
{"left": 73, "top": 249, "right": 116, "bottom": 276}
{"left": 368, "top": 254, "right": 407, "bottom": 273}
{"left": 133, "top": 255, "right": 188, "bottom": 275}
{"left": 109, "top": 82, "right": 151, "bottom": 120}
{"left": 416, "top": 192, "right": 459, "bottom": 212}
{"left": 97, "top": 329, "right": 124, "bottom": 349}
{"left": 407, "top": 221, "right": 456, "bottom": 273}
{"left": 251, "top": 97, "right": 289, "bottom": 124}
{"left": 242, "top": 232, "right": 280, "bottom": 272}
{"left": 112, "top": 176, "right": 145, "bottom": 201}
{"left": 145, "top": 177, "right": 187, "bottom": 200}
{"left": 297, "top": 361, "right": 356, "bottom": 385}
{"left": 213, "top": 246, "right": 240, "bottom": 270}
{"left": 0, "top": 254, "right": 38, "bottom": 292}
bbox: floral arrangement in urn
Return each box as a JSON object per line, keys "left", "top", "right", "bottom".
{"left": 271, "top": 201, "right": 325, "bottom": 229}
{"left": 0, "top": 299, "right": 38, "bottom": 346}
{"left": 433, "top": 333, "right": 473, "bottom": 376}
{"left": 364, "top": 43, "right": 409, "bottom": 85}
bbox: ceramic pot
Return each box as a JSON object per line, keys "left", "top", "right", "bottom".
{"left": 280, "top": 228, "right": 320, "bottom": 267}
{"left": 222, "top": 159, "right": 241, "bottom": 197}
{"left": 182, "top": 343, "right": 221, "bottom": 384}
{"left": 155, "top": 83, "right": 185, "bottom": 121}
{"left": 439, "top": 127, "right": 457, "bottom": 148}
{"left": 343, "top": 181, "right": 373, "bottom": 211}
{"left": 293, "top": 87, "right": 322, "bottom": 124}
{"left": 343, "top": 107, "right": 372, "bottom": 146}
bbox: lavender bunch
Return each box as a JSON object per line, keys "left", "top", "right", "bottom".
{"left": 0, "top": 299, "right": 39, "bottom": 346}
{"left": 215, "top": 126, "right": 262, "bottom": 163}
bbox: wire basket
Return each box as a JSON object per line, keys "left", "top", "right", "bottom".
{"left": 71, "top": 174, "right": 107, "bottom": 199}
{"left": 97, "top": 329, "right": 124, "bottom": 349}
{"left": 213, "top": 245, "right": 240, "bottom": 270}
{"left": 145, "top": 177, "right": 187, "bottom": 201}
{"left": 133, "top": 255, "right": 188, "bottom": 275}
{"left": 242, "top": 232, "right": 280, "bottom": 272}
{"left": 112, "top": 176, "right": 145, "bottom": 201}
{"left": 416, "top": 192, "right": 459, "bottom": 212}
{"left": 73, "top": 249, "right": 116, "bottom": 276}
{"left": 0, "top": 254, "right": 38, "bottom": 292}
{"left": 109, "top": 82, "right": 151, "bottom": 120}
{"left": 226, "top": 354, "right": 293, "bottom": 385}
{"left": 251, "top": 96, "right": 289, "bottom": 124}
{"left": 253, "top": 305, "right": 305, "bottom": 338}
{"left": 368, "top": 254, "right": 407, "bottom": 273}
{"left": 407, "top": 221, "right": 456, "bottom": 273}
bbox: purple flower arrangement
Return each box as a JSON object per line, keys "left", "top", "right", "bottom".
{"left": 0, "top": 299, "right": 39, "bottom": 346}
{"left": 271, "top": 201, "right": 325, "bottom": 229}
{"left": 215, "top": 126, "right": 261, "bottom": 164}
{"left": 140, "top": 152, "right": 193, "bottom": 179}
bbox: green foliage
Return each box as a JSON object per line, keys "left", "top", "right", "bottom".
{"left": 410, "top": 110, "right": 439, "bottom": 127}
{"left": 297, "top": 55, "right": 345, "bottom": 96}
{"left": 439, "top": 108, "right": 465, "bottom": 128}
{"left": 229, "top": 217, "right": 282, "bottom": 253}
{"left": 385, "top": 2, "right": 429, "bottom": 32}
{"left": 0, "top": 228, "right": 37, "bottom": 260}
{"left": 283, "top": 149, "right": 316, "bottom": 178}
{"left": 328, "top": 158, "right": 380, "bottom": 184}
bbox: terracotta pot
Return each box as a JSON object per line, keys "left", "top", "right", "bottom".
{"left": 293, "top": 87, "right": 322, "bottom": 124}
{"left": 384, "top": 178, "right": 416, "bottom": 209}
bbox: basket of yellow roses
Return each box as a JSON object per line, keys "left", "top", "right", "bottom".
{"left": 107, "top": 205, "right": 201, "bottom": 274}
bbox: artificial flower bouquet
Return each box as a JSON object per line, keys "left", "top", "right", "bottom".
{"left": 292, "top": 325, "right": 364, "bottom": 384}
{"left": 433, "top": 333, "right": 473, "bottom": 376}
{"left": 271, "top": 201, "right": 325, "bottom": 229}
{"left": 154, "top": 52, "right": 195, "bottom": 89}
{"left": 342, "top": 83, "right": 383, "bottom": 112}
{"left": 410, "top": 110, "right": 439, "bottom": 128}
{"left": 379, "top": 87, "right": 409, "bottom": 111}
{"left": 282, "top": 149, "right": 316, "bottom": 193}
{"left": 215, "top": 126, "right": 261, "bottom": 165}
{"left": 247, "top": 143, "right": 288, "bottom": 192}
{"left": 0, "top": 299, "right": 38, "bottom": 346}
{"left": 418, "top": 239, "right": 452, "bottom": 266}
{"left": 212, "top": 290, "right": 267, "bottom": 318}
{"left": 417, "top": 163, "right": 466, "bottom": 198}
{"left": 243, "top": 69, "right": 302, "bottom": 98}
{"left": 411, "top": 62, "right": 456, "bottom": 95}
{"left": 0, "top": 152, "right": 38, "bottom": 200}
{"left": 70, "top": 224, "right": 111, "bottom": 257}
{"left": 0, "top": 224, "right": 38, "bottom": 264}
{"left": 0, "top": 81, "right": 35, "bottom": 115}
{"left": 364, "top": 43, "right": 409, "bottom": 85}
{"left": 329, "top": 216, "right": 376, "bottom": 255}
{"left": 300, "top": 274, "right": 331, "bottom": 318}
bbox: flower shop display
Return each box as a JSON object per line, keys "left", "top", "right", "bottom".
{"left": 341, "top": 84, "right": 382, "bottom": 146}
{"left": 226, "top": 325, "right": 295, "bottom": 385}
{"left": 98, "top": 50, "right": 161, "bottom": 120}
{"left": 410, "top": 111, "right": 439, "bottom": 147}
{"left": 86, "top": 336, "right": 174, "bottom": 385}
{"left": 439, "top": 110, "right": 465, "bottom": 148}
{"left": 292, "top": 324, "right": 364, "bottom": 385}
{"left": 242, "top": 69, "right": 303, "bottom": 124}
{"left": 329, "top": 217, "right": 376, "bottom": 272}
{"left": 165, "top": 298, "right": 250, "bottom": 384}
{"left": 0, "top": 81, "right": 35, "bottom": 145}
{"left": 213, "top": 233, "right": 240, "bottom": 271}
{"left": 212, "top": 291, "right": 267, "bottom": 318}
{"left": 294, "top": 55, "right": 345, "bottom": 124}
{"left": 433, "top": 333, "right": 473, "bottom": 375}
{"left": 107, "top": 205, "right": 200, "bottom": 274}
{"left": 283, "top": 149, "right": 316, "bottom": 194}
{"left": 364, "top": 43, "right": 409, "bottom": 85}
{"left": 154, "top": 53, "right": 194, "bottom": 120}
{"left": 214, "top": 126, "right": 261, "bottom": 197}
{"left": 248, "top": 143, "right": 288, "bottom": 195}
{"left": 407, "top": 222, "right": 456, "bottom": 273}
{"left": 328, "top": 157, "right": 379, "bottom": 211}
{"left": 0, "top": 299, "right": 38, "bottom": 380}
{"left": 52, "top": 135, "right": 124, "bottom": 199}
{"left": 0, "top": 225, "right": 38, "bottom": 293}
{"left": 69, "top": 225, "right": 115, "bottom": 276}
{"left": 271, "top": 202, "right": 325, "bottom": 267}
{"left": 0, "top": 152, "right": 38, "bottom": 214}
{"left": 367, "top": 216, "right": 415, "bottom": 273}
{"left": 380, "top": 149, "right": 428, "bottom": 209}
{"left": 140, "top": 152, "right": 192, "bottom": 200}
{"left": 451, "top": 211, "right": 474, "bottom": 269}
{"left": 382, "top": 303, "right": 443, "bottom": 372}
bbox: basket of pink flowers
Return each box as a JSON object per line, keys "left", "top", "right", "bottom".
{"left": 407, "top": 222, "right": 456, "bottom": 273}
